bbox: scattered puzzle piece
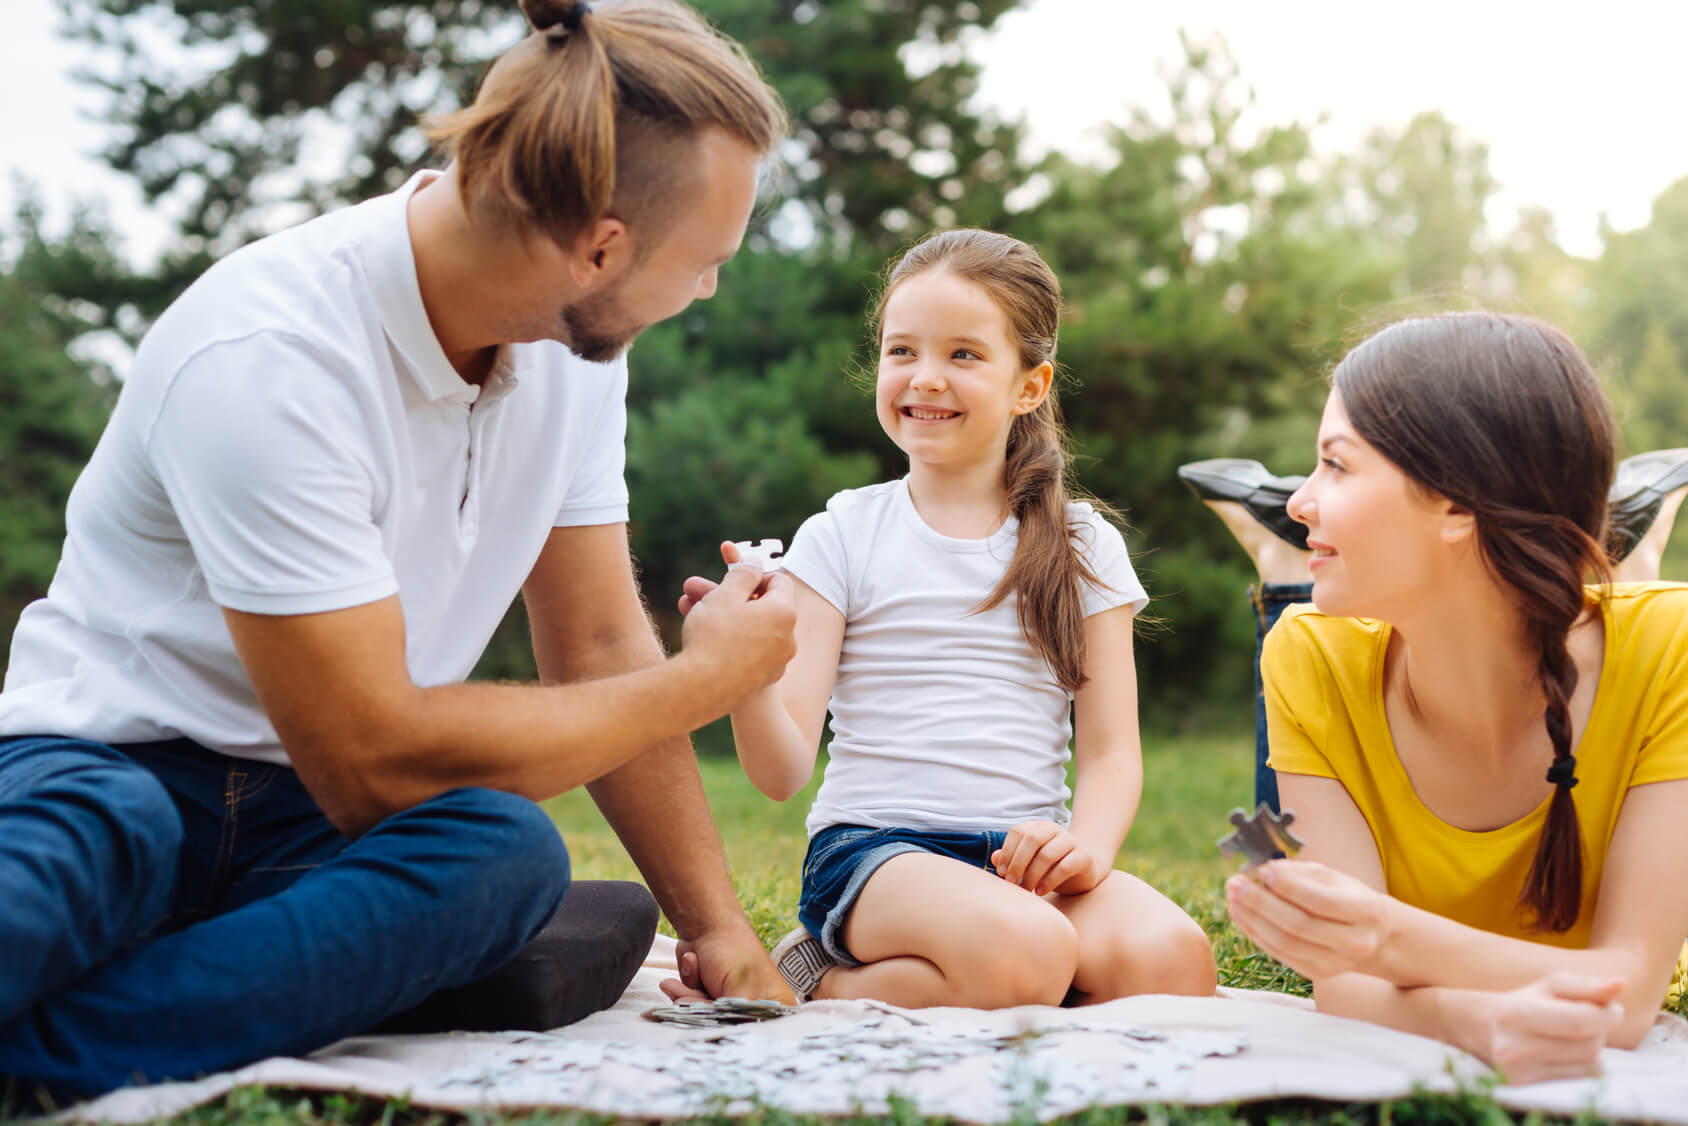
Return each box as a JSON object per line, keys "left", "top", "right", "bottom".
{"left": 642, "top": 997, "right": 799, "bottom": 1027}
{"left": 1216, "top": 802, "right": 1304, "bottom": 869}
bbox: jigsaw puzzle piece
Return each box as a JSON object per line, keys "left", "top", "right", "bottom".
{"left": 1216, "top": 802, "right": 1304, "bottom": 869}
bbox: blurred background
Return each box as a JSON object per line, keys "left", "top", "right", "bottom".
{"left": 4, "top": 0, "right": 1686, "bottom": 737}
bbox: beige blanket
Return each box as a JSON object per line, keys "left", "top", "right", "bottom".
{"left": 59, "top": 937, "right": 1688, "bottom": 1123}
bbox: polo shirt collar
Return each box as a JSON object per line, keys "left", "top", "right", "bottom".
{"left": 360, "top": 170, "right": 519, "bottom": 406}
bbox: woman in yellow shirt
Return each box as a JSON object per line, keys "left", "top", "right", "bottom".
{"left": 1225, "top": 312, "right": 1688, "bottom": 1085}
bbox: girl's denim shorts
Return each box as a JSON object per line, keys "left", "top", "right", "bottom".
{"left": 796, "top": 823, "right": 1009, "bottom": 965}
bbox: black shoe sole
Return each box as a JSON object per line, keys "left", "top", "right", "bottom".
{"left": 1608, "top": 449, "right": 1688, "bottom": 562}
{"left": 1177, "top": 458, "right": 1310, "bottom": 551}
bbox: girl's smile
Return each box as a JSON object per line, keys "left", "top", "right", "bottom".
{"left": 900, "top": 405, "right": 961, "bottom": 422}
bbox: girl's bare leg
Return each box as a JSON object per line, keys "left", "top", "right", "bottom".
{"left": 1051, "top": 871, "right": 1216, "bottom": 1004}
{"left": 1203, "top": 501, "right": 1312, "bottom": 586}
{"left": 1613, "top": 484, "right": 1687, "bottom": 584}
{"left": 810, "top": 853, "right": 1079, "bottom": 1008}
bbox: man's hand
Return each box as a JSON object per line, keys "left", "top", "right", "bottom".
{"left": 677, "top": 540, "right": 769, "bottom": 616}
{"left": 992, "top": 820, "right": 1108, "bottom": 896}
{"left": 659, "top": 925, "right": 795, "bottom": 1004}
{"left": 676, "top": 557, "right": 795, "bottom": 710}
{"left": 1480, "top": 973, "right": 1624, "bottom": 1085}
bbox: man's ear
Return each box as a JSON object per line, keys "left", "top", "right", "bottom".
{"left": 567, "top": 217, "right": 632, "bottom": 288}
{"left": 1012, "top": 361, "right": 1054, "bottom": 415}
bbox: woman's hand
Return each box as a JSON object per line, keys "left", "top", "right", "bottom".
{"left": 1225, "top": 858, "right": 1394, "bottom": 980}
{"left": 993, "top": 820, "right": 1108, "bottom": 896}
{"left": 1477, "top": 973, "right": 1624, "bottom": 1085}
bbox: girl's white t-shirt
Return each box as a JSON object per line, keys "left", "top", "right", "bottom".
{"left": 782, "top": 477, "right": 1147, "bottom": 838}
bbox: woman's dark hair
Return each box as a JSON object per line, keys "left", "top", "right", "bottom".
{"left": 871, "top": 228, "right": 1120, "bottom": 693}
{"left": 1332, "top": 312, "right": 1614, "bottom": 933}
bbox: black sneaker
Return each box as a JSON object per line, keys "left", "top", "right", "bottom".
{"left": 1176, "top": 458, "right": 1310, "bottom": 551}
{"left": 1607, "top": 449, "right": 1688, "bottom": 563}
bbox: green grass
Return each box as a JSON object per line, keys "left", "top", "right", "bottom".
{"left": 23, "top": 731, "right": 1645, "bottom": 1125}
{"left": 135, "top": 1083, "right": 1605, "bottom": 1126}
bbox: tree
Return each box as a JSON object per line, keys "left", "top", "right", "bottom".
{"left": 1611, "top": 326, "right": 1688, "bottom": 456}
{"left": 1330, "top": 111, "right": 1499, "bottom": 296}
{"left": 1588, "top": 177, "right": 1688, "bottom": 383}
{"left": 1012, "top": 36, "right": 1403, "bottom": 717}
{"left": 0, "top": 201, "right": 121, "bottom": 675}
{"left": 1584, "top": 177, "right": 1688, "bottom": 579}
{"left": 62, "top": 0, "right": 1024, "bottom": 266}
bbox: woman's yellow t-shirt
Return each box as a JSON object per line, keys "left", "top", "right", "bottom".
{"left": 1264, "top": 581, "right": 1688, "bottom": 949}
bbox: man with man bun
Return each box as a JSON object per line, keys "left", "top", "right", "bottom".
{"left": 0, "top": 0, "right": 793, "bottom": 1099}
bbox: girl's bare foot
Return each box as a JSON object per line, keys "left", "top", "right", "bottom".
{"left": 1613, "top": 483, "right": 1688, "bottom": 584}
{"left": 1203, "top": 500, "right": 1313, "bottom": 586}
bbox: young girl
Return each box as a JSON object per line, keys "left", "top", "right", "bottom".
{"left": 684, "top": 229, "right": 1216, "bottom": 1008}
{"left": 1225, "top": 312, "right": 1688, "bottom": 1084}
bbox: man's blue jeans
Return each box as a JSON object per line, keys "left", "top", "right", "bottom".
{"left": 0, "top": 735, "right": 571, "bottom": 1100}
{"left": 1252, "top": 582, "right": 1313, "bottom": 813}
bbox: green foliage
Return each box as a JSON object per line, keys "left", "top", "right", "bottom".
{"left": 1612, "top": 325, "right": 1688, "bottom": 456}
{"left": 1584, "top": 176, "right": 1688, "bottom": 579}
{"left": 0, "top": 203, "right": 119, "bottom": 677}
{"left": 58, "top": 0, "right": 1027, "bottom": 313}
{"left": 1337, "top": 112, "right": 1498, "bottom": 295}
{"left": 1589, "top": 178, "right": 1688, "bottom": 374}
{"left": 712, "top": 0, "right": 1027, "bottom": 249}
{"left": 62, "top": 0, "right": 517, "bottom": 255}
{"left": 1013, "top": 38, "right": 1402, "bottom": 717}
{"left": 1590, "top": 178, "right": 1688, "bottom": 452}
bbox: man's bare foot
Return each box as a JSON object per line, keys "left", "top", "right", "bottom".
{"left": 1204, "top": 500, "right": 1313, "bottom": 586}
{"left": 1613, "top": 484, "right": 1687, "bottom": 583}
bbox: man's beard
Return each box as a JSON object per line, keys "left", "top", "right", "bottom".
{"left": 561, "top": 288, "right": 643, "bottom": 364}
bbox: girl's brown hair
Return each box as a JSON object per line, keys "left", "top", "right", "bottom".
{"left": 873, "top": 228, "right": 1120, "bottom": 693}
{"left": 1333, "top": 312, "right": 1613, "bottom": 932}
{"left": 426, "top": 0, "right": 785, "bottom": 245}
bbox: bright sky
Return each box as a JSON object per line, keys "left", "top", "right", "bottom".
{"left": 2, "top": 0, "right": 1682, "bottom": 263}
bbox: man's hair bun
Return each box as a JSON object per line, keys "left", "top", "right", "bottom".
{"left": 519, "top": 0, "right": 590, "bottom": 34}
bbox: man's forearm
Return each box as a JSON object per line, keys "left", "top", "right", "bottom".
{"left": 587, "top": 738, "right": 749, "bottom": 938}
{"left": 547, "top": 618, "right": 753, "bottom": 940}
{"left": 298, "top": 652, "right": 727, "bottom": 835}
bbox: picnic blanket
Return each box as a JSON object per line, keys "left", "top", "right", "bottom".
{"left": 58, "top": 936, "right": 1688, "bottom": 1123}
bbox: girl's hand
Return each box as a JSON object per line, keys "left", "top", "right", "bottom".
{"left": 679, "top": 541, "right": 768, "bottom": 615}
{"left": 993, "top": 820, "right": 1107, "bottom": 896}
{"left": 1225, "top": 859, "right": 1393, "bottom": 980}
{"left": 1478, "top": 973, "right": 1624, "bottom": 1085}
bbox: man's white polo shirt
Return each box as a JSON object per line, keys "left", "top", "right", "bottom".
{"left": 0, "top": 172, "right": 631, "bottom": 766}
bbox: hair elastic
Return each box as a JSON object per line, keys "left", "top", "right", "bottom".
{"left": 540, "top": 2, "right": 590, "bottom": 42}
{"left": 1545, "top": 755, "right": 1579, "bottom": 789}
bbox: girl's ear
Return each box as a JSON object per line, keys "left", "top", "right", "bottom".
{"left": 1012, "top": 361, "right": 1054, "bottom": 415}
